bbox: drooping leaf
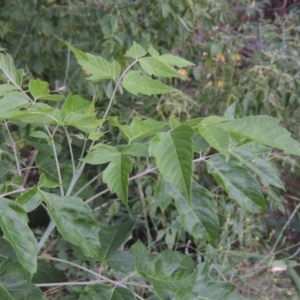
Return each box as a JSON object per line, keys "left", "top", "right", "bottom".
{"left": 139, "top": 57, "right": 184, "bottom": 78}
{"left": 0, "top": 198, "right": 38, "bottom": 275}
{"left": 0, "top": 259, "right": 44, "bottom": 300}
{"left": 131, "top": 240, "right": 194, "bottom": 299}
{"left": 197, "top": 123, "right": 230, "bottom": 159}
{"left": 109, "top": 116, "right": 164, "bottom": 142}
{"left": 98, "top": 219, "right": 135, "bottom": 261}
{"left": 125, "top": 42, "right": 147, "bottom": 59}
{"left": 79, "top": 285, "right": 136, "bottom": 300}
{"left": 149, "top": 125, "right": 194, "bottom": 201}
{"left": 122, "top": 70, "right": 181, "bottom": 96}
{"left": 40, "top": 191, "right": 100, "bottom": 258}
{"left": 66, "top": 42, "right": 121, "bottom": 81}
{"left": 0, "top": 52, "right": 18, "bottom": 86}
{"left": 215, "top": 115, "right": 300, "bottom": 156}
{"left": 206, "top": 154, "right": 266, "bottom": 213}
{"left": 82, "top": 144, "right": 119, "bottom": 165}
{"left": 103, "top": 154, "right": 132, "bottom": 209}
{"left": 157, "top": 54, "right": 194, "bottom": 68}
{"left": 171, "top": 181, "right": 220, "bottom": 242}
{"left": 232, "top": 143, "right": 284, "bottom": 188}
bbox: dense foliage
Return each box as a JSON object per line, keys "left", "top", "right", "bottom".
{"left": 1, "top": 0, "right": 300, "bottom": 299}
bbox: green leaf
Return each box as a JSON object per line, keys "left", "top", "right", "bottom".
{"left": 158, "top": 54, "right": 194, "bottom": 68}
{"left": 0, "top": 238, "right": 18, "bottom": 260}
{"left": 82, "top": 144, "right": 119, "bottom": 165}
{"left": 197, "top": 123, "right": 230, "bottom": 159}
{"left": 106, "top": 251, "right": 135, "bottom": 273}
{"left": 0, "top": 259, "right": 44, "bottom": 300}
{"left": 109, "top": 116, "right": 164, "bottom": 142}
{"left": 149, "top": 125, "right": 194, "bottom": 201}
{"left": 131, "top": 240, "right": 194, "bottom": 299}
{"left": 103, "top": 154, "right": 132, "bottom": 209}
{"left": 0, "top": 52, "right": 18, "bottom": 86}
{"left": 171, "top": 181, "right": 220, "bottom": 242}
{"left": 118, "top": 143, "right": 149, "bottom": 157}
{"left": 0, "top": 84, "right": 17, "bottom": 97}
{"left": 0, "top": 92, "right": 28, "bottom": 113}
{"left": 98, "top": 219, "right": 135, "bottom": 261}
{"left": 154, "top": 178, "right": 173, "bottom": 212}
{"left": 125, "top": 42, "right": 147, "bottom": 59}
{"left": 38, "top": 173, "right": 61, "bottom": 188}
{"left": 175, "top": 281, "right": 241, "bottom": 300}
{"left": 66, "top": 42, "right": 121, "bottom": 81}
{"left": 40, "top": 191, "right": 101, "bottom": 258}
{"left": 232, "top": 143, "right": 284, "bottom": 188}
{"left": 148, "top": 46, "right": 160, "bottom": 57}
{"left": 122, "top": 71, "right": 181, "bottom": 96}
{"left": 139, "top": 57, "right": 184, "bottom": 78}
{"left": 206, "top": 154, "right": 266, "bottom": 213}
{"left": 0, "top": 198, "right": 38, "bottom": 275}
{"left": 32, "top": 260, "right": 64, "bottom": 284}
{"left": 16, "top": 187, "right": 42, "bottom": 212}
{"left": 223, "top": 101, "right": 243, "bottom": 119}
{"left": 79, "top": 285, "right": 136, "bottom": 300}
{"left": 215, "top": 115, "right": 300, "bottom": 156}
{"left": 29, "top": 78, "right": 48, "bottom": 99}
{"left": 61, "top": 93, "right": 92, "bottom": 115}
{"left": 29, "top": 131, "right": 49, "bottom": 139}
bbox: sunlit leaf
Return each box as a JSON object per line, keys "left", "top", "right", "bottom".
{"left": 0, "top": 198, "right": 38, "bottom": 275}
{"left": 149, "top": 125, "right": 194, "bottom": 201}
{"left": 122, "top": 71, "right": 181, "bottom": 96}
{"left": 16, "top": 187, "right": 42, "bottom": 212}
{"left": 0, "top": 91, "right": 29, "bottom": 113}
{"left": 40, "top": 191, "right": 101, "bottom": 258}
{"left": 206, "top": 154, "right": 266, "bottom": 213}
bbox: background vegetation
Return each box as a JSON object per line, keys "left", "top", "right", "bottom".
{"left": 1, "top": 0, "right": 300, "bottom": 299}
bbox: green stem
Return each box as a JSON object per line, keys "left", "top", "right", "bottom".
{"left": 38, "top": 59, "right": 140, "bottom": 249}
